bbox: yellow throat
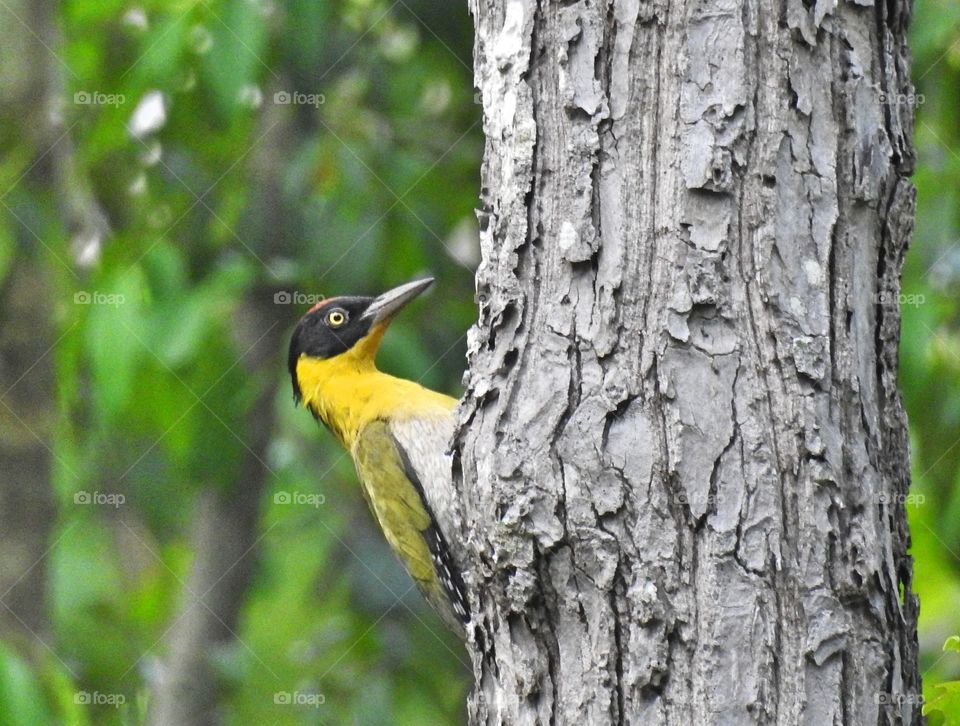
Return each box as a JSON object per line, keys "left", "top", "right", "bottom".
{"left": 295, "top": 325, "right": 456, "bottom": 449}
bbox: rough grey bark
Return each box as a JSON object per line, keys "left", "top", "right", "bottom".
{"left": 456, "top": 0, "right": 919, "bottom": 724}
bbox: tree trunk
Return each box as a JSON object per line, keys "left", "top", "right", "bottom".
{"left": 457, "top": 0, "right": 920, "bottom": 723}
{"left": 0, "top": 0, "right": 91, "bottom": 655}
{"left": 0, "top": 257, "right": 57, "bottom": 649}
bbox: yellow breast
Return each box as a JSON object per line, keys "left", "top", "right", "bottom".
{"left": 295, "top": 353, "right": 456, "bottom": 449}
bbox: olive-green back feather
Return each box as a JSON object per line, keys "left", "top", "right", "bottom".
{"left": 352, "top": 420, "right": 466, "bottom": 635}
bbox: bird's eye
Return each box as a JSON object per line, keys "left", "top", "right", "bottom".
{"left": 326, "top": 309, "right": 347, "bottom": 327}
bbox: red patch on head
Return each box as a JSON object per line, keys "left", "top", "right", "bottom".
{"left": 307, "top": 296, "right": 334, "bottom": 314}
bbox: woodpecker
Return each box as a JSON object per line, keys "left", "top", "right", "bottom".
{"left": 287, "top": 278, "right": 469, "bottom": 637}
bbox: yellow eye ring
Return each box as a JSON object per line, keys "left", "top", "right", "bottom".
{"left": 327, "top": 310, "right": 346, "bottom": 327}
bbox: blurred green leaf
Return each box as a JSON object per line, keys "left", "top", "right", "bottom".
{"left": 83, "top": 267, "right": 147, "bottom": 426}
{"left": 0, "top": 643, "right": 55, "bottom": 726}
{"left": 925, "top": 680, "right": 960, "bottom": 726}
{"left": 202, "top": 0, "right": 268, "bottom": 121}
{"left": 0, "top": 215, "right": 14, "bottom": 285}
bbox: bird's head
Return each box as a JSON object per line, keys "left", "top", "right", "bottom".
{"left": 287, "top": 277, "right": 434, "bottom": 404}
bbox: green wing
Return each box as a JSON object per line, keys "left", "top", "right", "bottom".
{"left": 352, "top": 419, "right": 465, "bottom": 634}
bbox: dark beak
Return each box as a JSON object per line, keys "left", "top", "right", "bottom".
{"left": 361, "top": 278, "right": 434, "bottom": 325}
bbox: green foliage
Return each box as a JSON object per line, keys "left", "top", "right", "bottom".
{"left": 0, "top": 643, "right": 90, "bottom": 726}
{"left": 925, "top": 637, "right": 960, "bottom": 725}
{"left": 1, "top": 0, "right": 477, "bottom": 723}
{"left": 908, "top": 0, "right": 960, "bottom": 710}
{"left": 0, "top": 643, "right": 55, "bottom": 726}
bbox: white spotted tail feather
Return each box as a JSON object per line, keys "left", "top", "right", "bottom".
{"left": 425, "top": 522, "right": 470, "bottom": 626}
